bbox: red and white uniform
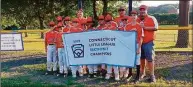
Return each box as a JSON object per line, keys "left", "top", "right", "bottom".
{"left": 45, "top": 30, "right": 58, "bottom": 72}
{"left": 56, "top": 31, "right": 69, "bottom": 75}
{"left": 69, "top": 18, "right": 84, "bottom": 77}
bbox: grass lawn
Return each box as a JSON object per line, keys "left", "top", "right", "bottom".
{"left": 155, "top": 25, "right": 192, "bottom": 51}
{"left": 1, "top": 53, "right": 192, "bottom": 87}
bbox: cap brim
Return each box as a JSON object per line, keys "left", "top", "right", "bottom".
{"left": 139, "top": 8, "right": 147, "bottom": 10}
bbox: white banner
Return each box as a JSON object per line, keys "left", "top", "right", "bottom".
{"left": 63, "top": 30, "right": 137, "bottom": 67}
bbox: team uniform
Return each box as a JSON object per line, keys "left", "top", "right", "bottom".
{"left": 55, "top": 22, "right": 69, "bottom": 77}
{"left": 77, "top": 17, "right": 87, "bottom": 30}
{"left": 76, "top": 9, "right": 87, "bottom": 31}
{"left": 103, "top": 14, "right": 120, "bottom": 81}
{"left": 86, "top": 17, "right": 96, "bottom": 31}
{"left": 138, "top": 5, "right": 158, "bottom": 82}
{"left": 124, "top": 21, "right": 144, "bottom": 79}
{"left": 63, "top": 16, "right": 71, "bottom": 33}
{"left": 45, "top": 25, "right": 58, "bottom": 75}
{"left": 70, "top": 18, "right": 84, "bottom": 78}
{"left": 114, "top": 16, "right": 131, "bottom": 31}
{"left": 114, "top": 16, "right": 130, "bottom": 79}
{"left": 96, "top": 15, "right": 106, "bottom": 30}
{"left": 85, "top": 17, "right": 99, "bottom": 78}
{"left": 137, "top": 14, "right": 158, "bottom": 62}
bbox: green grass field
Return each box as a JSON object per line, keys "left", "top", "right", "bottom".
{"left": 1, "top": 53, "right": 192, "bottom": 87}
{"left": 1, "top": 25, "right": 192, "bottom": 87}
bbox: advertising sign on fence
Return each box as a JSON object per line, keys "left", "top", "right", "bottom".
{"left": 0, "top": 33, "right": 24, "bottom": 51}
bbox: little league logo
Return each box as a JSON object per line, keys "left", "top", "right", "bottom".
{"left": 71, "top": 44, "right": 84, "bottom": 58}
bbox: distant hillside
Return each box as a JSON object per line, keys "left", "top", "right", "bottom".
{"left": 133, "top": 4, "right": 192, "bottom": 14}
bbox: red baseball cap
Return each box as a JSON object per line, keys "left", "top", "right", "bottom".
{"left": 49, "top": 21, "right": 55, "bottom": 26}
{"left": 139, "top": 5, "right": 148, "bottom": 10}
{"left": 98, "top": 15, "right": 104, "bottom": 20}
{"left": 87, "top": 17, "right": 93, "bottom": 23}
{"left": 131, "top": 10, "right": 138, "bottom": 14}
{"left": 105, "top": 14, "right": 113, "bottom": 21}
{"left": 57, "top": 22, "right": 63, "bottom": 27}
{"left": 64, "top": 16, "right": 70, "bottom": 21}
{"left": 56, "top": 16, "right": 63, "bottom": 21}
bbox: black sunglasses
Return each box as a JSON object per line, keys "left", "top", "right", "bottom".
{"left": 72, "top": 22, "right": 78, "bottom": 23}
{"left": 98, "top": 19, "right": 104, "bottom": 21}
{"left": 118, "top": 9, "right": 125, "bottom": 12}
{"left": 122, "top": 19, "right": 127, "bottom": 21}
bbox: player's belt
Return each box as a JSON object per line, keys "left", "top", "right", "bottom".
{"left": 49, "top": 44, "right": 55, "bottom": 45}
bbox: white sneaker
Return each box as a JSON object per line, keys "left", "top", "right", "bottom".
{"left": 79, "top": 73, "right": 83, "bottom": 77}
{"left": 119, "top": 72, "right": 123, "bottom": 79}
{"left": 72, "top": 74, "right": 76, "bottom": 78}
{"left": 124, "top": 73, "right": 128, "bottom": 78}
{"left": 105, "top": 73, "right": 111, "bottom": 80}
{"left": 115, "top": 74, "right": 120, "bottom": 81}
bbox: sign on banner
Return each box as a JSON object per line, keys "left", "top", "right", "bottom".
{"left": 1, "top": 33, "right": 24, "bottom": 51}
{"left": 63, "top": 30, "right": 137, "bottom": 67}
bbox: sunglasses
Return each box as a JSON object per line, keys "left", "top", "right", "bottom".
{"left": 118, "top": 9, "right": 125, "bottom": 12}
{"left": 122, "top": 19, "right": 127, "bottom": 21}
{"left": 72, "top": 21, "right": 78, "bottom": 23}
{"left": 131, "top": 14, "right": 137, "bottom": 16}
{"left": 105, "top": 20, "right": 111, "bottom": 22}
{"left": 98, "top": 19, "right": 104, "bottom": 21}
{"left": 87, "top": 22, "right": 93, "bottom": 23}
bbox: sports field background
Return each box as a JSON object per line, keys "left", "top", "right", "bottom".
{"left": 1, "top": 25, "right": 192, "bottom": 87}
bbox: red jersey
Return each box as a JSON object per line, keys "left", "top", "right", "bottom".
{"left": 69, "top": 26, "right": 83, "bottom": 33}
{"left": 114, "top": 16, "right": 131, "bottom": 26}
{"left": 45, "top": 30, "right": 58, "bottom": 51}
{"left": 96, "top": 24, "right": 106, "bottom": 30}
{"left": 138, "top": 15, "right": 158, "bottom": 43}
{"left": 103, "top": 21, "right": 118, "bottom": 30}
{"left": 77, "top": 17, "right": 87, "bottom": 30}
{"left": 56, "top": 32, "right": 64, "bottom": 48}
{"left": 63, "top": 25, "right": 71, "bottom": 33}
{"left": 125, "top": 23, "right": 143, "bottom": 43}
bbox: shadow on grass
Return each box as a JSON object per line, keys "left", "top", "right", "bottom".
{"left": 155, "top": 63, "right": 192, "bottom": 83}
{"left": 2, "top": 57, "right": 46, "bottom": 71}
{"left": 1, "top": 54, "right": 192, "bottom": 86}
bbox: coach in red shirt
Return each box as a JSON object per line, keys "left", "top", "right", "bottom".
{"left": 138, "top": 5, "right": 158, "bottom": 83}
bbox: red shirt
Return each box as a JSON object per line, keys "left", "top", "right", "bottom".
{"left": 63, "top": 25, "right": 71, "bottom": 33}
{"left": 69, "top": 26, "right": 83, "bottom": 33}
{"left": 56, "top": 32, "right": 64, "bottom": 48}
{"left": 125, "top": 23, "right": 143, "bottom": 43}
{"left": 103, "top": 21, "right": 118, "bottom": 30}
{"left": 45, "top": 30, "right": 57, "bottom": 51}
{"left": 114, "top": 16, "right": 131, "bottom": 26}
{"left": 45, "top": 30, "right": 57, "bottom": 45}
{"left": 138, "top": 15, "right": 158, "bottom": 43}
{"left": 77, "top": 17, "right": 87, "bottom": 30}
{"left": 96, "top": 24, "right": 106, "bottom": 30}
